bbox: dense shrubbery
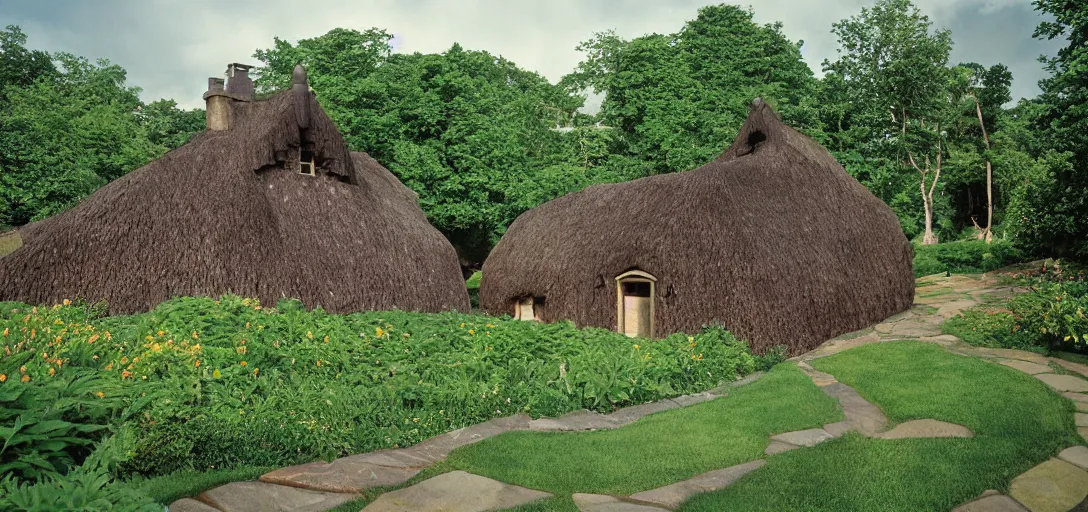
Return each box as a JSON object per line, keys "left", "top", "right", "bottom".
{"left": 943, "top": 262, "right": 1088, "bottom": 352}
{"left": 0, "top": 295, "right": 756, "bottom": 505}
{"left": 912, "top": 240, "right": 1025, "bottom": 277}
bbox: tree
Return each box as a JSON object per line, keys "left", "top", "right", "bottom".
{"left": 565, "top": 4, "right": 821, "bottom": 177}
{"left": 0, "top": 30, "right": 197, "bottom": 226}
{"left": 822, "top": 0, "right": 954, "bottom": 243}
{"left": 1026, "top": 0, "right": 1088, "bottom": 257}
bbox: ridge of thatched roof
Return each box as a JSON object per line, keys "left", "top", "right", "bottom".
{"left": 0, "top": 86, "right": 469, "bottom": 314}
{"left": 480, "top": 99, "right": 913, "bottom": 355}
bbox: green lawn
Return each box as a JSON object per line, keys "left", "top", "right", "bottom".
{"left": 680, "top": 342, "right": 1083, "bottom": 511}
{"left": 442, "top": 364, "right": 842, "bottom": 496}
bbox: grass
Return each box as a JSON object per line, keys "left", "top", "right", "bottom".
{"left": 0, "top": 230, "right": 20, "bottom": 258}
{"left": 127, "top": 465, "right": 275, "bottom": 505}
{"left": 680, "top": 341, "right": 1083, "bottom": 511}
{"left": 441, "top": 364, "right": 842, "bottom": 496}
{"left": 466, "top": 271, "right": 481, "bottom": 309}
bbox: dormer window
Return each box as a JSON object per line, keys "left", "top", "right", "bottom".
{"left": 300, "top": 151, "right": 315, "bottom": 176}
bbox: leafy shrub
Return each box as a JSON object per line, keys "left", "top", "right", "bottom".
{"left": 1, "top": 295, "right": 757, "bottom": 478}
{"left": 944, "top": 261, "right": 1088, "bottom": 351}
{"left": 0, "top": 463, "right": 159, "bottom": 512}
{"left": 912, "top": 240, "right": 1025, "bottom": 277}
{"left": 942, "top": 310, "right": 1038, "bottom": 350}
{"left": 0, "top": 371, "right": 123, "bottom": 481}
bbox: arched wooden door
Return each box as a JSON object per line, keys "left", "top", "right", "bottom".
{"left": 615, "top": 270, "right": 656, "bottom": 338}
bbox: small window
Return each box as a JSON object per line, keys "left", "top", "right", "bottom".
{"left": 300, "top": 151, "right": 315, "bottom": 176}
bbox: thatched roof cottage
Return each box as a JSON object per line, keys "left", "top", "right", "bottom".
{"left": 0, "top": 64, "right": 469, "bottom": 314}
{"left": 480, "top": 99, "right": 914, "bottom": 355}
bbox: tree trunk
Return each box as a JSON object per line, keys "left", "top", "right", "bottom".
{"left": 974, "top": 98, "right": 994, "bottom": 243}
{"left": 921, "top": 174, "right": 938, "bottom": 245}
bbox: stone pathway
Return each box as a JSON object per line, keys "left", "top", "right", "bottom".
{"left": 169, "top": 270, "right": 1088, "bottom": 512}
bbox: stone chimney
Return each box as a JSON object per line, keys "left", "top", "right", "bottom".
{"left": 202, "top": 63, "right": 255, "bottom": 131}
{"left": 225, "top": 63, "right": 255, "bottom": 100}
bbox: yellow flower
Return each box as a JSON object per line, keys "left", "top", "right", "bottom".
{"left": 63, "top": 299, "right": 71, "bottom": 306}
{"left": 88, "top": 334, "right": 99, "bottom": 344}
{"left": 95, "top": 391, "right": 105, "bottom": 398}
{"left": 245, "top": 322, "right": 251, "bottom": 329}
{"left": 468, "top": 329, "right": 475, "bottom": 335}
{"left": 323, "top": 335, "right": 329, "bottom": 344}
{"left": 19, "top": 366, "right": 26, "bottom": 374}
{"left": 121, "top": 370, "right": 131, "bottom": 379}
{"left": 105, "top": 331, "right": 111, "bottom": 340}
{"left": 48, "top": 367, "right": 55, "bottom": 377}
{"left": 253, "top": 368, "right": 259, "bottom": 376}
{"left": 316, "top": 360, "right": 323, "bottom": 367}
{"left": 194, "top": 360, "right": 201, "bottom": 368}
{"left": 375, "top": 327, "right": 385, "bottom": 337}
{"left": 212, "top": 369, "right": 222, "bottom": 378}
{"left": 21, "top": 375, "right": 30, "bottom": 383}
{"left": 460, "top": 323, "right": 465, "bottom": 328}
{"left": 0, "top": 374, "right": 6, "bottom": 383}
{"left": 412, "top": 417, "right": 420, "bottom": 423}
{"left": 306, "top": 331, "right": 314, "bottom": 340}
{"left": 157, "top": 330, "right": 165, "bottom": 337}
{"left": 240, "top": 361, "right": 248, "bottom": 366}
{"left": 151, "top": 343, "right": 161, "bottom": 352}
{"left": 2, "top": 327, "right": 7, "bottom": 337}
{"left": 192, "top": 331, "right": 199, "bottom": 340}
{"left": 486, "top": 324, "right": 495, "bottom": 329}
{"left": 633, "top": 344, "right": 640, "bottom": 350}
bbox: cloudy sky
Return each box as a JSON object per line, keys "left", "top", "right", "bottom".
{"left": 0, "top": 0, "right": 1064, "bottom": 111}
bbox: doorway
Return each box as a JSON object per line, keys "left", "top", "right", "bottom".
{"left": 615, "top": 270, "right": 656, "bottom": 338}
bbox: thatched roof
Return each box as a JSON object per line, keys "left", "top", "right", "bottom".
{"left": 0, "top": 75, "right": 469, "bottom": 314}
{"left": 480, "top": 99, "right": 913, "bottom": 355}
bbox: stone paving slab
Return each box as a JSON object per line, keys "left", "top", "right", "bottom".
{"left": 529, "top": 410, "right": 621, "bottom": 431}
{"left": 917, "top": 334, "right": 966, "bottom": 346}
{"left": 771, "top": 428, "right": 835, "bottom": 447}
{"left": 628, "top": 460, "right": 766, "bottom": 509}
{"left": 951, "top": 493, "right": 1029, "bottom": 512}
{"left": 820, "top": 382, "right": 888, "bottom": 435}
{"left": 764, "top": 440, "right": 801, "bottom": 455}
{"left": 606, "top": 400, "right": 683, "bottom": 426}
{"left": 670, "top": 391, "right": 718, "bottom": 408}
{"left": 260, "top": 457, "right": 424, "bottom": 493}
{"left": 200, "top": 481, "right": 356, "bottom": 512}
{"left": 168, "top": 498, "right": 221, "bottom": 512}
{"left": 975, "top": 348, "right": 1052, "bottom": 365}
{"left": 1053, "top": 359, "right": 1088, "bottom": 379}
{"left": 362, "top": 471, "right": 551, "bottom": 512}
{"left": 1000, "top": 359, "right": 1055, "bottom": 375}
{"left": 1036, "top": 374, "right": 1088, "bottom": 393}
{"left": 823, "top": 420, "right": 854, "bottom": 438}
{"left": 1009, "top": 459, "right": 1088, "bottom": 512}
{"left": 572, "top": 494, "right": 670, "bottom": 512}
{"left": 796, "top": 362, "right": 838, "bottom": 386}
{"left": 1077, "top": 413, "right": 1088, "bottom": 427}
{"left": 1059, "top": 446, "right": 1088, "bottom": 471}
{"left": 873, "top": 419, "right": 974, "bottom": 440}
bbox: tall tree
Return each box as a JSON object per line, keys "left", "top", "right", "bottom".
{"left": 1026, "top": 0, "right": 1088, "bottom": 257}
{"left": 822, "top": 0, "right": 954, "bottom": 243}
{"left": 565, "top": 4, "right": 820, "bottom": 177}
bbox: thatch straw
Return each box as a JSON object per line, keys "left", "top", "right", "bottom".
{"left": 480, "top": 99, "right": 914, "bottom": 355}
{"left": 0, "top": 89, "right": 469, "bottom": 314}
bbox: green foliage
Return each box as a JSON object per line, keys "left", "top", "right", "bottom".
{"left": 0, "top": 296, "right": 756, "bottom": 479}
{"left": 567, "top": 5, "right": 821, "bottom": 177}
{"left": 911, "top": 240, "right": 1024, "bottom": 277}
{"left": 0, "top": 26, "right": 203, "bottom": 227}
{"left": 943, "top": 263, "right": 1088, "bottom": 350}
{"left": 0, "top": 371, "right": 122, "bottom": 482}
{"left": 1026, "top": 0, "right": 1088, "bottom": 258}
{"left": 0, "top": 463, "right": 159, "bottom": 512}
